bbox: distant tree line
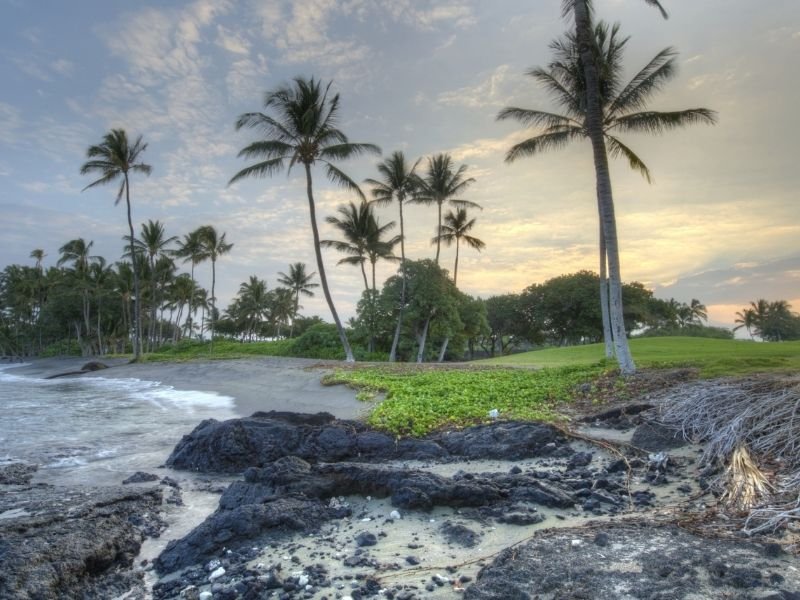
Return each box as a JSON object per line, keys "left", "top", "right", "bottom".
{"left": 734, "top": 300, "right": 800, "bottom": 342}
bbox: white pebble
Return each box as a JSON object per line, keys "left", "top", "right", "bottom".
{"left": 208, "top": 566, "right": 226, "bottom": 582}
{"left": 429, "top": 519, "right": 436, "bottom": 523}
{"left": 199, "top": 592, "right": 212, "bottom": 600}
{"left": 297, "top": 575, "right": 309, "bottom": 586}
{"left": 361, "top": 517, "right": 371, "bottom": 522}
{"left": 389, "top": 510, "right": 402, "bottom": 520}
{"left": 571, "top": 539, "right": 582, "bottom": 547}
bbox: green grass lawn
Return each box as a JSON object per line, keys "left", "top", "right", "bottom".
{"left": 482, "top": 337, "right": 800, "bottom": 377}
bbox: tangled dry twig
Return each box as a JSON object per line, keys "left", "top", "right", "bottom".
{"left": 655, "top": 376, "right": 800, "bottom": 533}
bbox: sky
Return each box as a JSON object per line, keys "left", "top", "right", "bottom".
{"left": 1, "top": 0, "right": 798, "bottom": 331}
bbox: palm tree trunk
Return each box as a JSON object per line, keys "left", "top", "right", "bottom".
{"left": 149, "top": 256, "right": 157, "bottom": 352}
{"left": 210, "top": 258, "right": 216, "bottom": 352}
{"left": 290, "top": 291, "right": 299, "bottom": 338}
{"left": 434, "top": 200, "right": 443, "bottom": 264}
{"left": 574, "top": 0, "right": 635, "bottom": 375}
{"left": 453, "top": 237, "right": 460, "bottom": 286}
{"left": 437, "top": 337, "right": 449, "bottom": 363}
{"left": 304, "top": 163, "right": 355, "bottom": 362}
{"left": 416, "top": 316, "right": 432, "bottom": 363}
{"left": 599, "top": 224, "right": 614, "bottom": 358}
{"left": 124, "top": 174, "right": 142, "bottom": 360}
{"left": 360, "top": 262, "right": 369, "bottom": 293}
{"left": 389, "top": 198, "right": 407, "bottom": 362}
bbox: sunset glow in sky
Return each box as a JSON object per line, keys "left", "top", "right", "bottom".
{"left": 1, "top": 0, "right": 798, "bottom": 329}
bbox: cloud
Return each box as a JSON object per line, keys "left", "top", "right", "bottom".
{"left": 50, "top": 58, "right": 75, "bottom": 76}
{"left": 437, "top": 65, "right": 514, "bottom": 108}
{"left": 0, "top": 102, "right": 22, "bottom": 143}
{"left": 215, "top": 25, "right": 250, "bottom": 54}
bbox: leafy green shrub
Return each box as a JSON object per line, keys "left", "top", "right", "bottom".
{"left": 289, "top": 323, "right": 346, "bottom": 359}
{"left": 327, "top": 364, "right": 604, "bottom": 436}
{"left": 40, "top": 339, "right": 81, "bottom": 357}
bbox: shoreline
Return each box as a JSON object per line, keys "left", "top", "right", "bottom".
{"left": 4, "top": 356, "right": 367, "bottom": 420}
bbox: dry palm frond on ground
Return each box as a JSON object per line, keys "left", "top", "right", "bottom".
{"left": 654, "top": 376, "right": 800, "bottom": 533}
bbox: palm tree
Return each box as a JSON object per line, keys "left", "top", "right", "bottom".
{"left": 230, "top": 76, "right": 380, "bottom": 363}
{"left": 197, "top": 225, "right": 233, "bottom": 350}
{"left": 57, "top": 238, "right": 98, "bottom": 346}
{"left": 433, "top": 208, "right": 486, "bottom": 286}
{"left": 80, "top": 129, "right": 151, "bottom": 360}
{"left": 174, "top": 228, "right": 209, "bottom": 339}
{"left": 733, "top": 308, "right": 756, "bottom": 340}
{"left": 277, "top": 262, "right": 319, "bottom": 338}
{"left": 321, "top": 201, "right": 375, "bottom": 291}
{"left": 30, "top": 249, "right": 45, "bottom": 272}
{"left": 688, "top": 298, "right": 707, "bottom": 324}
{"left": 125, "top": 219, "right": 177, "bottom": 351}
{"left": 237, "top": 275, "right": 270, "bottom": 340}
{"left": 499, "top": 14, "right": 715, "bottom": 374}
{"left": 366, "top": 151, "right": 421, "bottom": 362}
{"left": 412, "top": 153, "right": 478, "bottom": 264}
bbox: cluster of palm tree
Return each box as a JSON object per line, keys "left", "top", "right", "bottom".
{"left": 734, "top": 300, "right": 800, "bottom": 341}
{"left": 219, "top": 265, "right": 319, "bottom": 341}
{"left": 229, "top": 78, "right": 486, "bottom": 362}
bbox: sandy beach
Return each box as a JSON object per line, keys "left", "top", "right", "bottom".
{"left": 7, "top": 356, "right": 366, "bottom": 420}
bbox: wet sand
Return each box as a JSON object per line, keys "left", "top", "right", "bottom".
{"left": 7, "top": 356, "right": 366, "bottom": 420}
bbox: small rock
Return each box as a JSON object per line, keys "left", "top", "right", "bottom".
{"left": 389, "top": 510, "right": 402, "bottom": 520}
{"left": 406, "top": 556, "right": 420, "bottom": 566}
{"left": 209, "top": 566, "right": 226, "bottom": 582}
{"left": 593, "top": 532, "right": 610, "bottom": 547}
{"left": 122, "top": 471, "right": 159, "bottom": 484}
{"left": 355, "top": 532, "right": 377, "bottom": 547}
{"left": 199, "top": 592, "right": 212, "bottom": 600}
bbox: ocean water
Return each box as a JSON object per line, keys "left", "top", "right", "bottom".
{"left": 0, "top": 363, "right": 236, "bottom": 486}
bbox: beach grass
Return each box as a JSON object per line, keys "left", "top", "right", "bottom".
{"left": 481, "top": 337, "right": 800, "bottom": 377}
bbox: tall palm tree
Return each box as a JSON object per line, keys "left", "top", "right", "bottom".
{"left": 366, "top": 151, "right": 421, "bottom": 362}
{"left": 412, "top": 153, "right": 478, "bottom": 264}
{"left": 237, "top": 275, "right": 270, "bottom": 340}
{"left": 30, "top": 249, "right": 45, "bottom": 272}
{"left": 197, "top": 225, "right": 233, "bottom": 350}
{"left": 174, "top": 228, "right": 209, "bottom": 339}
{"left": 499, "top": 14, "right": 715, "bottom": 374}
{"left": 432, "top": 208, "right": 486, "bottom": 286}
{"left": 321, "top": 201, "right": 398, "bottom": 292}
{"left": 230, "top": 76, "right": 380, "bottom": 363}
{"left": 125, "top": 219, "right": 177, "bottom": 350}
{"left": 688, "top": 298, "right": 708, "bottom": 324}
{"left": 277, "top": 262, "right": 319, "bottom": 338}
{"left": 733, "top": 308, "right": 756, "bottom": 340}
{"left": 80, "top": 129, "right": 151, "bottom": 360}
{"left": 57, "top": 238, "right": 98, "bottom": 345}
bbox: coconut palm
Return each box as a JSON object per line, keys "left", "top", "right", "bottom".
{"left": 688, "top": 298, "right": 708, "bottom": 324}
{"left": 277, "top": 262, "right": 319, "bottom": 338}
{"left": 365, "top": 151, "right": 421, "bottom": 362}
{"left": 237, "top": 275, "right": 270, "bottom": 340}
{"left": 30, "top": 249, "right": 45, "bottom": 272}
{"left": 499, "top": 14, "right": 715, "bottom": 374}
{"left": 321, "top": 201, "right": 397, "bottom": 293}
{"left": 412, "top": 154, "right": 478, "bottom": 264}
{"left": 125, "top": 219, "right": 177, "bottom": 350}
{"left": 432, "top": 208, "right": 486, "bottom": 286}
{"left": 197, "top": 225, "right": 233, "bottom": 350}
{"left": 80, "top": 129, "right": 151, "bottom": 360}
{"left": 57, "top": 238, "right": 99, "bottom": 344}
{"left": 230, "top": 76, "right": 380, "bottom": 362}
{"left": 733, "top": 308, "right": 756, "bottom": 340}
{"left": 174, "top": 228, "right": 209, "bottom": 338}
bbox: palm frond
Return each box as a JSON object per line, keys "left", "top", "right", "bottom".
{"left": 320, "top": 142, "right": 381, "bottom": 161}
{"left": 607, "top": 47, "right": 677, "bottom": 116}
{"left": 605, "top": 135, "right": 652, "bottom": 183}
{"left": 228, "top": 158, "right": 287, "bottom": 184}
{"left": 505, "top": 128, "right": 583, "bottom": 162}
{"left": 611, "top": 109, "right": 717, "bottom": 135}
{"left": 236, "top": 140, "right": 295, "bottom": 160}
{"left": 81, "top": 171, "right": 119, "bottom": 192}
{"left": 526, "top": 68, "right": 582, "bottom": 117}
{"left": 324, "top": 162, "right": 366, "bottom": 201}
{"left": 449, "top": 198, "right": 483, "bottom": 210}
{"left": 496, "top": 107, "right": 578, "bottom": 129}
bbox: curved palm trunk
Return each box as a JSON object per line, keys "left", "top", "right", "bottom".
{"left": 124, "top": 174, "right": 142, "bottom": 360}
{"left": 574, "top": 0, "right": 635, "bottom": 375}
{"left": 209, "top": 258, "right": 216, "bottom": 352}
{"left": 599, "top": 224, "right": 614, "bottom": 358}
{"left": 434, "top": 200, "right": 443, "bottom": 264}
{"left": 304, "top": 164, "right": 355, "bottom": 362}
{"left": 187, "top": 262, "right": 195, "bottom": 338}
{"left": 389, "top": 199, "right": 407, "bottom": 362}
